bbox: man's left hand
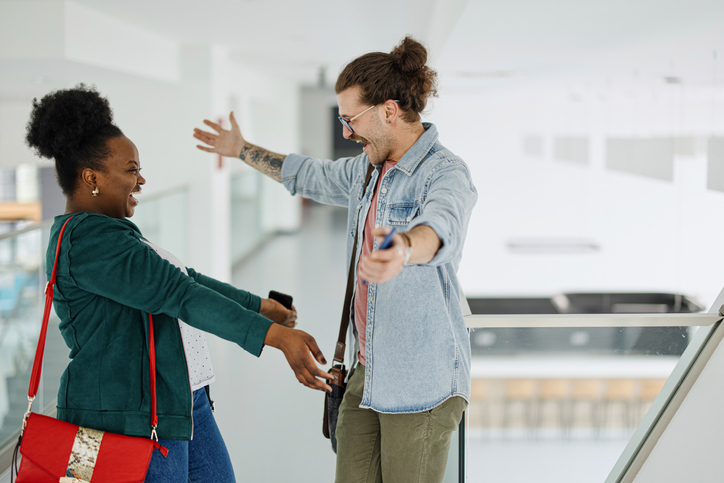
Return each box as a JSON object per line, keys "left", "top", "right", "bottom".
{"left": 358, "top": 227, "right": 407, "bottom": 284}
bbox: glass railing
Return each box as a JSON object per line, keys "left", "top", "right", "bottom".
{"left": 230, "top": 170, "right": 264, "bottom": 264}
{"left": 0, "top": 187, "right": 190, "bottom": 476}
{"left": 0, "top": 221, "right": 55, "bottom": 455}
{"left": 131, "top": 187, "right": 189, "bottom": 262}
{"left": 461, "top": 308, "right": 721, "bottom": 483}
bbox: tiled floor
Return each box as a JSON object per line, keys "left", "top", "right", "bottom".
{"left": 467, "top": 431, "right": 630, "bottom": 483}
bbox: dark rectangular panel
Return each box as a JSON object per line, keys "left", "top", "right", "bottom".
{"left": 331, "top": 106, "right": 363, "bottom": 159}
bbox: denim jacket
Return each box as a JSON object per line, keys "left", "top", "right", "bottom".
{"left": 281, "top": 123, "right": 477, "bottom": 413}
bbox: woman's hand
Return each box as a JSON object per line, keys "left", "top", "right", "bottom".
{"left": 260, "top": 298, "right": 297, "bottom": 328}
{"left": 264, "top": 324, "right": 333, "bottom": 392}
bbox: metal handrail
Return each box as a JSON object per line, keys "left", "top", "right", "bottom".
{"left": 0, "top": 188, "right": 190, "bottom": 482}
{"left": 0, "top": 185, "right": 189, "bottom": 244}
{"left": 464, "top": 312, "right": 721, "bottom": 328}
{"left": 460, "top": 301, "right": 724, "bottom": 483}
{"left": 0, "top": 220, "right": 52, "bottom": 243}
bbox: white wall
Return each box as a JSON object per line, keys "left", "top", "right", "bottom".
{"left": 0, "top": 1, "right": 301, "bottom": 280}
{"left": 225, "top": 63, "right": 302, "bottom": 234}
{"left": 0, "top": 101, "right": 39, "bottom": 170}
{"left": 0, "top": 1, "right": 65, "bottom": 59}
{"left": 430, "top": 77, "right": 724, "bottom": 308}
{"left": 64, "top": 1, "right": 179, "bottom": 82}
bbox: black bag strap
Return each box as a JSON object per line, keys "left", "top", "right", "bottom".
{"left": 333, "top": 163, "right": 375, "bottom": 364}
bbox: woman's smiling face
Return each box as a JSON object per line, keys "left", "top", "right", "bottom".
{"left": 91, "top": 135, "right": 145, "bottom": 219}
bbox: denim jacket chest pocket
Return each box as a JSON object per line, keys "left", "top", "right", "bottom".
{"left": 384, "top": 201, "right": 421, "bottom": 229}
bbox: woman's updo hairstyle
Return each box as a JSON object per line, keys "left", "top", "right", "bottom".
{"left": 25, "top": 84, "right": 123, "bottom": 195}
{"left": 335, "top": 36, "right": 438, "bottom": 123}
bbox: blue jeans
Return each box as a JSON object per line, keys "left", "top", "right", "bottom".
{"left": 145, "top": 388, "right": 236, "bottom": 483}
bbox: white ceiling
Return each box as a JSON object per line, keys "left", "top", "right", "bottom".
{"left": 0, "top": 0, "right": 721, "bottom": 97}
{"left": 66, "top": 0, "right": 462, "bottom": 84}
{"left": 439, "top": 0, "right": 724, "bottom": 94}
{"left": 64, "top": 0, "right": 724, "bottom": 90}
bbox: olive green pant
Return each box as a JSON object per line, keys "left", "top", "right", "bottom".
{"left": 335, "top": 365, "right": 467, "bottom": 483}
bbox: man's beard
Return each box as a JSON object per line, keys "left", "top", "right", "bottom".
{"left": 352, "top": 134, "right": 391, "bottom": 165}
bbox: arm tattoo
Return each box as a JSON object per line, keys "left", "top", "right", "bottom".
{"left": 239, "top": 142, "right": 286, "bottom": 182}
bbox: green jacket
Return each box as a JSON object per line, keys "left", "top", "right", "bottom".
{"left": 47, "top": 213, "right": 273, "bottom": 440}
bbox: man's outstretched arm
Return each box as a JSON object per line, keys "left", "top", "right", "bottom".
{"left": 193, "top": 112, "right": 287, "bottom": 182}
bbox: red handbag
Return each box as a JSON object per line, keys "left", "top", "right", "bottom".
{"left": 11, "top": 217, "right": 168, "bottom": 483}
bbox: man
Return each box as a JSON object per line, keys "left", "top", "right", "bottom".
{"left": 194, "top": 36, "right": 477, "bottom": 483}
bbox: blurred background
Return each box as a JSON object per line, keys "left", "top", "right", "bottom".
{"left": 1, "top": 0, "right": 723, "bottom": 481}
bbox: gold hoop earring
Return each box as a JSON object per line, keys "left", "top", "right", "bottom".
{"left": 92, "top": 187, "right": 99, "bottom": 197}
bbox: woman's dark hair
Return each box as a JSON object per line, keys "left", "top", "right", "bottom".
{"left": 25, "top": 84, "right": 123, "bottom": 195}
{"left": 335, "top": 36, "right": 438, "bottom": 123}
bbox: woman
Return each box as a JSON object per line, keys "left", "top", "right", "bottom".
{"left": 25, "top": 84, "right": 331, "bottom": 482}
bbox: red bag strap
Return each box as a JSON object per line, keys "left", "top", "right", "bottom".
{"left": 25, "top": 216, "right": 159, "bottom": 439}
{"left": 148, "top": 313, "right": 158, "bottom": 438}
{"left": 27, "top": 216, "right": 73, "bottom": 399}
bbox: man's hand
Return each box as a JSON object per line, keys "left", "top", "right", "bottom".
{"left": 194, "top": 111, "right": 287, "bottom": 182}
{"left": 358, "top": 227, "right": 408, "bottom": 284}
{"left": 260, "top": 298, "right": 297, "bottom": 328}
{"left": 264, "top": 324, "right": 333, "bottom": 392}
{"left": 194, "top": 112, "right": 245, "bottom": 158}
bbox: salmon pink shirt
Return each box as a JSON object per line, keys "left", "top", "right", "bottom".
{"left": 354, "top": 160, "right": 397, "bottom": 365}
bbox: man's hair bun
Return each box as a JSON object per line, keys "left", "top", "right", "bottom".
{"left": 390, "top": 36, "right": 428, "bottom": 75}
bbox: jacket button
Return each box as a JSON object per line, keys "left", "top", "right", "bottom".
{"left": 406, "top": 216, "right": 412, "bottom": 222}
{"left": 381, "top": 188, "right": 387, "bottom": 194}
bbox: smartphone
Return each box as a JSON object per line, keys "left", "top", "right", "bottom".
{"left": 268, "top": 290, "right": 293, "bottom": 310}
{"left": 378, "top": 227, "right": 397, "bottom": 250}
{"left": 362, "top": 228, "right": 397, "bottom": 286}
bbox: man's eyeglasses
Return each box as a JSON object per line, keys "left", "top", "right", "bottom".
{"left": 337, "top": 100, "right": 400, "bottom": 134}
